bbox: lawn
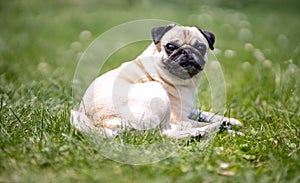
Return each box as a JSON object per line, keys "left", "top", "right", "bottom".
{"left": 0, "top": 0, "right": 300, "bottom": 182}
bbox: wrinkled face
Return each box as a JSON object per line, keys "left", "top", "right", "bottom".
{"left": 152, "top": 25, "right": 215, "bottom": 80}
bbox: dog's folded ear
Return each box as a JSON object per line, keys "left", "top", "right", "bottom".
{"left": 151, "top": 24, "right": 176, "bottom": 44}
{"left": 196, "top": 27, "right": 215, "bottom": 50}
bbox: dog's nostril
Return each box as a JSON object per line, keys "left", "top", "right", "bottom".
{"left": 181, "top": 50, "right": 190, "bottom": 58}
{"left": 181, "top": 50, "right": 187, "bottom": 56}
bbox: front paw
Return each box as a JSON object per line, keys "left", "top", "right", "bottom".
{"left": 195, "top": 130, "right": 206, "bottom": 138}
{"left": 225, "top": 117, "right": 243, "bottom": 126}
{"left": 189, "top": 130, "right": 206, "bottom": 142}
{"left": 219, "top": 121, "right": 231, "bottom": 132}
{"left": 219, "top": 118, "right": 243, "bottom": 133}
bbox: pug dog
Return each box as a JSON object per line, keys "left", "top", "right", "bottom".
{"left": 70, "top": 24, "right": 242, "bottom": 139}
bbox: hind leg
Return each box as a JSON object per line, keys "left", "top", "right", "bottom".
{"left": 71, "top": 81, "right": 171, "bottom": 137}
{"left": 98, "top": 81, "right": 171, "bottom": 136}
{"left": 121, "top": 81, "right": 171, "bottom": 131}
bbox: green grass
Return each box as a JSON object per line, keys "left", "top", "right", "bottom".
{"left": 1, "top": 0, "right": 300, "bottom": 182}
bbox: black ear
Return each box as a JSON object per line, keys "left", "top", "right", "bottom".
{"left": 197, "top": 27, "right": 215, "bottom": 50}
{"left": 151, "top": 24, "right": 176, "bottom": 44}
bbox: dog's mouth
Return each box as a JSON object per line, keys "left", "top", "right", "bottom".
{"left": 163, "top": 47, "right": 205, "bottom": 80}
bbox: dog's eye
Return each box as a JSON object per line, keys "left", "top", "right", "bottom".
{"left": 195, "top": 42, "right": 207, "bottom": 55}
{"left": 165, "top": 43, "right": 178, "bottom": 54}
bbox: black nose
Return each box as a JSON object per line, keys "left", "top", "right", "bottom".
{"left": 181, "top": 49, "right": 192, "bottom": 59}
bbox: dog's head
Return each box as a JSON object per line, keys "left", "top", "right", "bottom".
{"left": 151, "top": 24, "right": 215, "bottom": 80}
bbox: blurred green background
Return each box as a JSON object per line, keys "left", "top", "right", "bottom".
{"left": 0, "top": 0, "right": 300, "bottom": 182}
{"left": 1, "top": 0, "right": 299, "bottom": 82}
